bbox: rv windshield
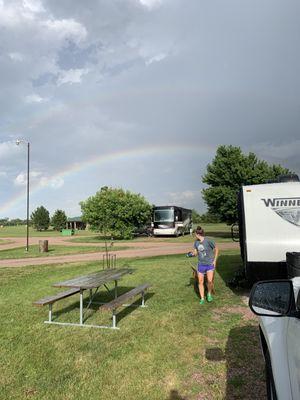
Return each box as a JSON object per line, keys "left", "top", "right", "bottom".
{"left": 154, "top": 209, "right": 174, "bottom": 222}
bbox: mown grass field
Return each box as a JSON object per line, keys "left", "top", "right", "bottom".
{"left": 69, "top": 223, "right": 233, "bottom": 244}
{"left": 0, "top": 251, "right": 266, "bottom": 400}
{"left": 0, "top": 245, "right": 129, "bottom": 260}
{"left": 0, "top": 223, "right": 233, "bottom": 243}
{"left": 0, "top": 226, "right": 96, "bottom": 238}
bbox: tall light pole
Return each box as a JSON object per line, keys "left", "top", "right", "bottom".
{"left": 16, "top": 139, "right": 30, "bottom": 252}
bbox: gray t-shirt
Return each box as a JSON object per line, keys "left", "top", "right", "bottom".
{"left": 194, "top": 238, "right": 215, "bottom": 265}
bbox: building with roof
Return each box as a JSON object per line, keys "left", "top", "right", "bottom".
{"left": 66, "top": 216, "right": 86, "bottom": 230}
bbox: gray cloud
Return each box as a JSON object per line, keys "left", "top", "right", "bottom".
{"left": 0, "top": 0, "right": 300, "bottom": 217}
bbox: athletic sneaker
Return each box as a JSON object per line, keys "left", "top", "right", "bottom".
{"left": 199, "top": 299, "right": 205, "bottom": 305}
{"left": 207, "top": 294, "right": 213, "bottom": 302}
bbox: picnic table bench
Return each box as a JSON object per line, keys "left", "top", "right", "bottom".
{"left": 101, "top": 283, "right": 151, "bottom": 328}
{"left": 33, "top": 288, "right": 80, "bottom": 322}
{"left": 33, "top": 268, "right": 151, "bottom": 330}
{"left": 33, "top": 288, "right": 80, "bottom": 307}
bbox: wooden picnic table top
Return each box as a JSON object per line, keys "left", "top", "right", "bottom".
{"left": 52, "top": 268, "right": 133, "bottom": 290}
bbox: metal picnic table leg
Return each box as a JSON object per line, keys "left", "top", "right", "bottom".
{"left": 112, "top": 310, "right": 117, "bottom": 329}
{"left": 48, "top": 304, "right": 53, "bottom": 322}
{"left": 141, "top": 291, "right": 145, "bottom": 307}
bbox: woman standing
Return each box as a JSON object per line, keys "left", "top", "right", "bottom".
{"left": 192, "top": 226, "right": 219, "bottom": 305}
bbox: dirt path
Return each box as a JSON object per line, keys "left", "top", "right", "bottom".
{"left": 0, "top": 236, "right": 239, "bottom": 268}
{"left": 0, "top": 236, "right": 194, "bottom": 250}
{"left": 0, "top": 236, "right": 125, "bottom": 250}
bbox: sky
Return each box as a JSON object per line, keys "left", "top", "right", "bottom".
{"left": 0, "top": 0, "right": 300, "bottom": 219}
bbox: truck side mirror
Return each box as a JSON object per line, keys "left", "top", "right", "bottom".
{"left": 249, "top": 280, "right": 295, "bottom": 317}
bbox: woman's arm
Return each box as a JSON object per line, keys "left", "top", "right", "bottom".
{"left": 213, "top": 245, "right": 219, "bottom": 268}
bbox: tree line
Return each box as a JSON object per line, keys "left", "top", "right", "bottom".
{"left": 0, "top": 218, "right": 28, "bottom": 226}
{"left": 0, "top": 210, "right": 68, "bottom": 231}
{"left": 30, "top": 208, "right": 67, "bottom": 231}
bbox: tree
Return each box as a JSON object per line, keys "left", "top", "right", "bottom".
{"left": 9, "top": 218, "right": 25, "bottom": 226}
{"left": 202, "top": 145, "right": 291, "bottom": 224}
{"left": 80, "top": 187, "right": 152, "bottom": 239}
{"left": 31, "top": 206, "right": 50, "bottom": 231}
{"left": 191, "top": 209, "right": 202, "bottom": 224}
{"left": 199, "top": 212, "right": 221, "bottom": 224}
{"left": 51, "top": 209, "right": 67, "bottom": 231}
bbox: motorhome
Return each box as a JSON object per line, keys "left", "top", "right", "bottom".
{"left": 152, "top": 206, "right": 192, "bottom": 236}
{"left": 238, "top": 175, "right": 300, "bottom": 282}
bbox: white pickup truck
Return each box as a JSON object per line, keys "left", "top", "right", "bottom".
{"left": 249, "top": 278, "right": 300, "bottom": 399}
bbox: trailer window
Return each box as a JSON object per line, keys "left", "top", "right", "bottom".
{"left": 154, "top": 209, "right": 174, "bottom": 222}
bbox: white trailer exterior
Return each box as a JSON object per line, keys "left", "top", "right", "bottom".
{"left": 239, "top": 181, "right": 300, "bottom": 281}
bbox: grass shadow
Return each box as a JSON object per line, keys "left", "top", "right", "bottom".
{"left": 204, "top": 325, "right": 266, "bottom": 399}
{"left": 166, "top": 390, "right": 187, "bottom": 399}
{"left": 185, "top": 266, "right": 199, "bottom": 297}
{"left": 186, "top": 267, "right": 218, "bottom": 299}
{"left": 48, "top": 286, "right": 121, "bottom": 320}
{"left": 205, "top": 347, "right": 225, "bottom": 362}
{"left": 206, "top": 230, "right": 232, "bottom": 239}
{"left": 216, "top": 253, "right": 252, "bottom": 296}
{"left": 110, "top": 292, "right": 154, "bottom": 325}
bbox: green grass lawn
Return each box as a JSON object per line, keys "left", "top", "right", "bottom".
{"left": 0, "top": 251, "right": 266, "bottom": 400}
{"left": 0, "top": 224, "right": 233, "bottom": 246}
{"left": 70, "top": 223, "right": 233, "bottom": 244}
{"left": 0, "top": 245, "right": 129, "bottom": 259}
{"left": 0, "top": 226, "right": 98, "bottom": 238}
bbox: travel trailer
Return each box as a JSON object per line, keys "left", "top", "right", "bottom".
{"left": 238, "top": 175, "right": 300, "bottom": 282}
{"left": 152, "top": 206, "right": 192, "bottom": 236}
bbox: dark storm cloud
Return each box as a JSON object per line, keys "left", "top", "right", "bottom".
{"left": 1, "top": 0, "right": 300, "bottom": 217}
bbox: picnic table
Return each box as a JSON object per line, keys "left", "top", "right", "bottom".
{"left": 33, "top": 268, "right": 151, "bottom": 330}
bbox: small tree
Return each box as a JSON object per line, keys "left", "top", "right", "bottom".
{"left": 80, "top": 186, "right": 152, "bottom": 239}
{"left": 31, "top": 206, "right": 50, "bottom": 231}
{"left": 51, "top": 209, "right": 67, "bottom": 231}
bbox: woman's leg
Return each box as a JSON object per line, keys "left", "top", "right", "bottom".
{"left": 197, "top": 273, "right": 205, "bottom": 299}
{"left": 206, "top": 270, "right": 214, "bottom": 295}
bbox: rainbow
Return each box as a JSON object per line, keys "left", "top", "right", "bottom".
{"left": 0, "top": 144, "right": 215, "bottom": 215}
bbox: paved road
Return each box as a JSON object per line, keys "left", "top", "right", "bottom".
{"left": 0, "top": 236, "right": 239, "bottom": 268}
